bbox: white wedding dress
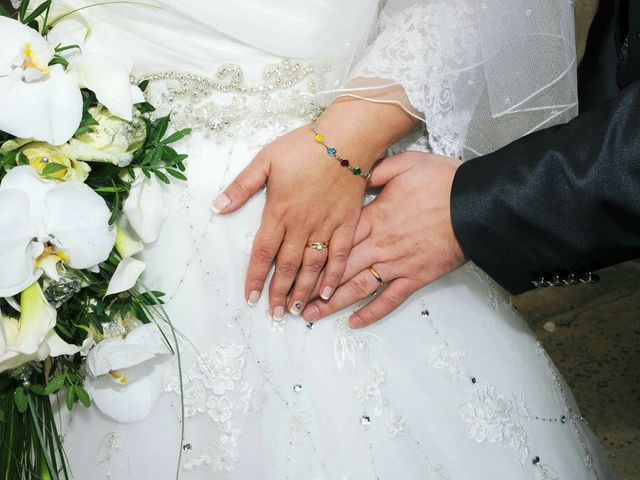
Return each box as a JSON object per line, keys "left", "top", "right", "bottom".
{"left": 57, "top": 1, "right": 617, "bottom": 479}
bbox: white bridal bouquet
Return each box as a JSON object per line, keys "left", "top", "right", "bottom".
{"left": 0, "top": 2, "right": 190, "bottom": 478}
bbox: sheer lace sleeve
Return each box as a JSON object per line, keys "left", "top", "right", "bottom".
{"left": 327, "top": 0, "right": 578, "bottom": 160}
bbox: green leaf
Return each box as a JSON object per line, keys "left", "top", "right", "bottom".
{"left": 29, "top": 384, "right": 48, "bottom": 396}
{"left": 45, "top": 375, "right": 66, "bottom": 394}
{"left": 48, "top": 55, "right": 69, "bottom": 69}
{"left": 74, "top": 385, "right": 91, "bottom": 408}
{"left": 22, "top": 0, "right": 51, "bottom": 25}
{"left": 136, "top": 102, "right": 155, "bottom": 114}
{"left": 153, "top": 115, "right": 170, "bottom": 142}
{"left": 0, "top": 5, "right": 12, "bottom": 18}
{"left": 14, "top": 386, "right": 28, "bottom": 413}
{"left": 54, "top": 43, "right": 81, "bottom": 54}
{"left": 42, "top": 162, "right": 68, "bottom": 176}
{"left": 17, "top": 152, "right": 30, "bottom": 165}
{"left": 138, "top": 79, "right": 149, "bottom": 92}
{"left": 65, "top": 386, "right": 76, "bottom": 411}
{"left": 154, "top": 169, "right": 169, "bottom": 184}
{"left": 162, "top": 128, "right": 191, "bottom": 144}
{"left": 18, "top": 0, "right": 30, "bottom": 22}
{"left": 166, "top": 168, "right": 187, "bottom": 181}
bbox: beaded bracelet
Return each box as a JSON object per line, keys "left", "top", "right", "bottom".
{"left": 311, "top": 122, "right": 372, "bottom": 181}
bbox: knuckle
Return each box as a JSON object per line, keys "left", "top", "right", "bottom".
{"left": 275, "top": 262, "right": 298, "bottom": 277}
{"left": 329, "top": 249, "right": 350, "bottom": 264}
{"left": 349, "top": 276, "right": 372, "bottom": 297}
{"left": 302, "top": 261, "right": 324, "bottom": 274}
{"left": 252, "top": 246, "right": 275, "bottom": 265}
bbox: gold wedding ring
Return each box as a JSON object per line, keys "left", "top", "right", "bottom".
{"left": 367, "top": 266, "right": 385, "bottom": 286}
{"left": 306, "top": 241, "right": 328, "bottom": 251}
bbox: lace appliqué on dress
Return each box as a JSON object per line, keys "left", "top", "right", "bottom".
{"left": 459, "top": 382, "right": 532, "bottom": 466}
{"left": 333, "top": 317, "right": 381, "bottom": 370}
{"left": 426, "top": 344, "right": 468, "bottom": 381}
{"left": 166, "top": 342, "right": 262, "bottom": 474}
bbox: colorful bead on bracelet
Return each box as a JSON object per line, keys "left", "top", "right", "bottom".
{"left": 311, "top": 122, "right": 372, "bottom": 180}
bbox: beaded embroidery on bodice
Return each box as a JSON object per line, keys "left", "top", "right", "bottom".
{"left": 132, "top": 60, "right": 325, "bottom": 147}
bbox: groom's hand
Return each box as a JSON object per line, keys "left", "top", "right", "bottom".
{"left": 302, "top": 152, "right": 467, "bottom": 328}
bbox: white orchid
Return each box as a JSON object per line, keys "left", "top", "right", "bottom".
{"left": 0, "top": 282, "right": 91, "bottom": 374}
{"left": 0, "top": 17, "right": 82, "bottom": 145}
{"left": 85, "top": 323, "right": 172, "bottom": 423}
{"left": 49, "top": 19, "right": 145, "bottom": 121}
{"left": 0, "top": 17, "right": 143, "bottom": 145}
{"left": 0, "top": 166, "right": 115, "bottom": 297}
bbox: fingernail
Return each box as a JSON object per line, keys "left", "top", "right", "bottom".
{"left": 290, "top": 301, "right": 304, "bottom": 315}
{"left": 211, "top": 193, "right": 231, "bottom": 214}
{"left": 272, "top": 306, "right": 286, "bottom": 322}
{"left": 320, "top": 286, "right": 333, "bottom": 300}
{"left": 303, "top": 304, "right": 320, "bottom": 322}
{"left": 247, "top": 290, "right": 260, "bottom": 307}
{"left": 349, "top": 315, "right": 363, "bottom": 329}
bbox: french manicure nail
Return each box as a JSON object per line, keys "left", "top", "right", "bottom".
{"left": 211, "top": 193, "right": 231, "bottom": 214}
{"left": 320, "top": 286, "right": 333, "bottom": 300}
{"left": 272, "top": 306, "right": 286, "bottom": 322}
{"left": 247, "top": 290, "right": 260, "bottom": 307}
{"left": 303, "top": 304, "right": 320, "bottom": 322}
{"left": 290, "top": 301, "right": 304, "bottom": 315}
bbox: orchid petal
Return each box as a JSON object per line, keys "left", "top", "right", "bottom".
{"left": 45, "top": 180, "right": 116, "bottom": 269}
{"left": 86, "top": 324, "right": 170, "bottom": 423}
{"left": 122, "top": 173, "right": 168, "bottom": 243}
{"left": 12, "top": 282, "right": 56, "bottom": 355}
{"left": 0, "top": 165, "right": 54, "bottom": 223}
{"left": 86, "top": 323, "right": 167, "bottom": 376}
{"left": 0, "top": 188, "right": 42, "bottom": 297}
{"left": 131, "top": 85, "right": 145, "bottom": 104}
{"left": 86, "top": 352, "right": 171, "bottom": 423}
{"left": 67, "top": 52, "right": 134, "bottom": 121}
{"left": 5, "top": 297, "right": 21, "bottom": 313}
{"left": 46, "top": 331, "right": 93, "bottom": 357}
{"left": 0, "top": 17, "right": 49, "bottom": 65}
{"left": 0, "top": 65, "right": 83, "bottom": 145}
{"left": 105, "top": 257, "right": 145, "bottom": 296}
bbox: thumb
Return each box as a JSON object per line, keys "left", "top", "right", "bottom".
{"left": 368, "top": 152, "right": 417, "bottom": 188}
{"left": 212, "top": 157, "right": 268, "bottom": 214}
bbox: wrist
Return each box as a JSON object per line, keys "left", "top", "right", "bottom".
{"left": 315, "top": 97, "right": 417, "bottom": 169}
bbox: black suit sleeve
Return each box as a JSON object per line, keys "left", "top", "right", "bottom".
{"left": 450, "top": 80, "right": 640, "bottom": 295}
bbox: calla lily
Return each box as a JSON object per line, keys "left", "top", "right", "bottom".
{"left": 48, "top": 20, "right": 145, "bottom": 121}
{"left": 0, "top": 282, "right": 89, "bottom": 373}
{"left": 0, "top": 166, "right": 115, "bottom": 297}
{"left": 105, "top": 257, "right": 146, "bottom": 297}
{"left": 0, "top": 17, "right": 82, "bottom": 145}
{"left": 122, "top": 171, "right": 168, "bottom": 243}
{"left": 115, "top": 225, "right": 144, "bottom": 259}
{"left": 85, "top": 323, "right": 172, "bottom": 423}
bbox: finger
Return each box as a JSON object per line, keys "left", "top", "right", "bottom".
{"left": 368, "top": 152, "right": 415, "bottom": 188}
{"left": 306, "top": 237, "right": 376, "bottom": 301}
{"left": 350, "top": 278, "right": 417, "bottom": 328}
{"left": 213, "top": 156, "right": 268, "bottom": 214}
{"left": 287, "top": 239, "right": 329, "bottom": 315}
{"left": 302, "top": 265, "right": 387, "bottom": 322}
{"left": 245, "top": 220, "right": 284, "bottom": 307}
{"left": 352, "top": 206, "right": 373, "bottom": 245}
{"left": 269, "top": 233, "right": 306, "bottom": 320}
{"left": 318, "top": 225, "right": 356, "bottom": 300}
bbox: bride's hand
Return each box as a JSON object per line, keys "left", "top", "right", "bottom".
{"left": 213, "top": 98, "right": 416, "bottom": 319}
